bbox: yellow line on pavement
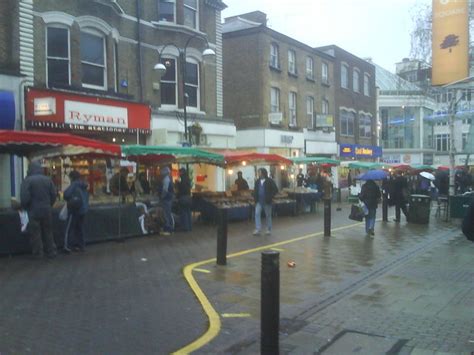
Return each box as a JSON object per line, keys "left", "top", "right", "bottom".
{"left": 174, "top": 218, "right": 381, "bottom": 354}
{"left": 270, "top": 248, "right": 285, "bottom": 252}
{"left": 194, "top": 268, "right": 211, "bottom": 274}
{"left": 221, "top": 313, "right": 251, "bottom": 318}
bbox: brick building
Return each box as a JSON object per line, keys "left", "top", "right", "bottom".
{"left": 223, "top": 11, "right": 337, "bottom": 164}
{"left": 316, "top": 45, "right": 380, "bottom": 162}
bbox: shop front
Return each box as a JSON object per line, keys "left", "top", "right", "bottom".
{"left": 339, "top": 143, "right": 382, "bottom": 188}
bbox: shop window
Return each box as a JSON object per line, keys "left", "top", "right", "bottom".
{"left": 185, "top": 59, "right": 199, "bottom": 109}
{"left": 306, "top": 96, "right": 314, "bottom": 128}
{"left": 270, "top": 43, "right": 280, "bottom": 69}
{"left": 47, "top": 26, "right": 70, "bottom": 88}
{"left": 322, "top": 62, "right": 329, "bottom": 84}
{"left": 353, "top": 68, "right": 360, "bottom": 93}
{"left": 359, "top": 114, "right": 372, "bottom": 138}
{"left": 289, "top": 91, "right": 297, "bottom": 126}
{"left": 306, "top": 56, "right": 314, "bottom": 80}
{"left": 160, "top": 57, "right": 177, "bottom": 106}
{"left": 81, "top": 31, "right": 106, "bottom": 90}
{"left": 270, "top": 87, "right": 280, "bottom": 112}
{"left": 364, "top": 73, "right": 370, "bottom": 96}
{"left": 158, "top": 0, "right": 175, "bottom": 22}
{"left": 340, "top": 109, "right": 354, "bottom": 136}
{"left": 184, "top": 0, "right": 198, "bottom": 29}
{"left": 341, "top": 63, "right": 349, "bottom": 89}
{"left": 288, "top": 49, "right": 296, "bottom": 75}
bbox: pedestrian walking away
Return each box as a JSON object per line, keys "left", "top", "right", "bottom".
{"left": 63, "top": 171, "right": 89, "bottom": 253}
{"left": 359, "top": 179, "right": 381, "bottom": 238}
{"left": 157, "top": 166, "right": 174, "bottom": 235}
{"left": 392, "top": 171, "right": 409, "bottom": 222}
{"left": 176, "top": 168, "right": 192, "bottom": 232}
{"left": 253, "top": 168, "right": 278, "bottom": 236}
{"left": 20, "top": 160, "right": 58, "bottom": 259}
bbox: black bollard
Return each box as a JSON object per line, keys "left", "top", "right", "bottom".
{"left": 324, "top": 199, "right": 331, "bottom": 237}
{"left": 216, "top": 208, "right": 228, "bottom": 266}
{"left": 382, "top": 193, "right": 388, "bottom": 222}
{"left": 261, "top": 250, "right": 280, "bottom": 355}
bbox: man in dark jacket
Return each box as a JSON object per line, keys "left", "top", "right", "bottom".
{"left": 157, "top": 166, "right": 174, "bottom": 235}
{"left": 20, "top": 161, "right": 57, "bottom": 258}
{"left": 359, "top": 179, "right": 381, "bottom": 238}
{"left": 176, "top": 168, "right": 192, "bottom": 232}
{"left": 393, "top": 172, "right": 409, "bottom": 222}
{"left": 253, "top": 168, "right": 278, "bottom": 236}
{"left": 63, "top": 171, "right": 89, "bottom": 252}
{"left": 462, "top": 198, "right": 474, "bottom": 241}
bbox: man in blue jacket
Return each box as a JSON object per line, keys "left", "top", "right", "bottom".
{"left": 20, "top": 161, "right": 57, "bottom": 258}
{"left": 63, "top": 171, "right": 89, "bottom": 252}
{"left": 253, "top": 168, "right": 278, "bottom": 236}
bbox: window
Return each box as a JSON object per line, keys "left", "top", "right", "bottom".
{"left": 436, "top": 134, "right": 450, "bottom": 152}
{"left": 462, "top": 133, "right": 468, "bottom": 150}
{"left": 289, "top": 92, "right": 297, "bottom": 126}
{"left": 184, "top": 59, "right": 199, "bottom": 108}
{"left": 160, "top": 57, "right": 177, "bottom": 106}
{"left": 270, "top": 43, "right": 279, "bottom": 69}
{"left": 340, "top": 109, "right": 354, "bottom": 136}
{"left": 359, "top": 114, "right": 372, "bottom": 138}
{"left": 159, "top": 0, "right": 175, "bottom": 22}
{"left": 306, "top": 96, "right": 314, "bottom": 128}
{"left": 364, "top": 73, "right": 370, "bottom": 96}
{"left": 341, "top": 63, "right": 349, "bottom": 88}
{"left": 321, "top": 99, "right": 329, "bottom": 115}
{"left": 288, "top": 49, "right": 296, "bottom": 75}
{"left": 184, "top": 0, "right": 198, "bottom": 29}
{"left": 322, "top": 62, "right": 328, "bottom": 84}
{"left": 353, "top": 68, "right": 360, "bottom": 92}
{"left": 81, "top": 31, "right": 106, "bottom": 89}
{"left": 306, "top": 57, "right": 314, "bottom": 79}
{"left": 270, "top": 87, "right": 280, "bottom": 112}
{"left": 46, "top": 27, "right": 70, "bottom": 87}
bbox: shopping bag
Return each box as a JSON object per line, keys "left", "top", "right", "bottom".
{"left": 18, "top": 210, "right": 29, "bottom": 233}
{"left": 359, "top": 201, "right": 369, "bottom": 216}
{"left": 349, "top": 204, "right": 364, "bottom": 222}
{"left": 59, "top": 204, "right": 68, "bottom": 221}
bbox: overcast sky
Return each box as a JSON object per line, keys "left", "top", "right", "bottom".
{"left": 222, "top": 0, "right": 431, "bottom": 73}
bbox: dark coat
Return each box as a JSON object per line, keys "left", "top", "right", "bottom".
{"left": 20, "top": 161, "right": 57, "bottom": 218}
{"left": 359, "top": 180, "right": 381, "bottom": 210}
{"left": 235, "top": 177, "right": 249, "bottom": 191}
{"left": 64, "top": 180, "right": 89, "bottom": 215}
{"left": 176, "top": 174, "right": 191, "bottom": 198}
{"left": 392, "top": 175, "right": 409, "bottom": 203}
{"left": 462, "top": 198, "right": 474, "bottom": 241}
{"left": 253, "top": 178, "right": 278, "bottom": 205}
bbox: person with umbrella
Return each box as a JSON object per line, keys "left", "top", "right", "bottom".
{"left": 359, "top": 179, "right": 381, "bottom": 238}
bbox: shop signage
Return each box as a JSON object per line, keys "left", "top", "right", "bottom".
{"left": 34, "top": 97, "right": 56, "bottom": 116}
{"left": 65, "top": 101, "right": 128, "bottom": 129}
{"left": 383, "top": 155, "right": 401, "bottom": 164}
{"left": 339, "top": 144, "right": 382, "bottom": 158}
{"left": 316, "top": 114, "right": 334, "bottom": 128}
{"left": 281, "top": 135, "right": 294, "bottom": 144}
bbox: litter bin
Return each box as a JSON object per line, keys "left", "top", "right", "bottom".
{"left": 408, "top": 194, "right": 431, "bottom": 224}
{"left": 449, "top": 194, "right": 474, "bottom": 219}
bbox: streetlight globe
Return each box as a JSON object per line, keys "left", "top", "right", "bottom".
{"left": 202, "top": 48, "right": 215, "bottom": 57}
{"left": 154, "top": 62, "right": 167, "bottom": 76}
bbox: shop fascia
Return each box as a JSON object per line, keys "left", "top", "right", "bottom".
{"left": 339, "top": 143, "right": 382, "bottom": 160}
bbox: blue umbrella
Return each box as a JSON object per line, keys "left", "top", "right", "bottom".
{"left": 357, "top": 169, "right": 389, "bottom": 180}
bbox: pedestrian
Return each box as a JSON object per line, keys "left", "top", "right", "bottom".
{"left": 296, "top": 168, "right": 305, "bottom": 187}
{"left": 253, "top": 168, "right": 278, "bottom": 236}
{"left": 234, "top": 171, "right": 249, "bottom": 191}
{"left": 157, "top": 166, "right": 174, "bottom": 235}
{"left": 462, "top": 198, "right": 474, "bottom": 241}
{"left": 392, "top": 171, "right": 409, "bottom": 222}
{"left": 347, "top": 169, "right": 353, "bottom": 187}
{"left": 20, "top": 160, "right": 58, "bottom": 259}
{"left": 359, "top": 179, "right": 381, "bottom": 238}
{"left": 110, "top": 167, "right": 130, "bottom": 198}
{"left": 176, "top": 168, "right": 192, "bottom": 232}
{"left": 63, "top": 170, "right": 89, "bottom": 253}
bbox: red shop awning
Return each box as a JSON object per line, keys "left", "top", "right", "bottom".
{"left": 0, "top": 130, "right": 121, "bottom": 159}
{"left": 221, "top": 151, "right": 292, "bottom": 167}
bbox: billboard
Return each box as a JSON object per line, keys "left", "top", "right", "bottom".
{"left": 432, "top": 0, "right": 469, "bottom": 86}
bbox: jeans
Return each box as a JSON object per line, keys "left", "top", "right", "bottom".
{"left": 365, "top": 208, "right": 376, "bottom": 233}
{"left": 161, "top": 199, "right": 174, "bottom": 232}
{"left": 64, "top": 213, "right": 85, "bottom": 250}
{"left": 255, "top": 202, "right": 272, "bottom": 232}
{"left": 28, "top": 214, "right": 57, "bottom": 257}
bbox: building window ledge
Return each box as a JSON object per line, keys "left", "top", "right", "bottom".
{"left": 306, "top": 77, "right": 315, "bottom": 83}
{"left": 269, "top": 65, "right": 282, "bottom": 73}
{"left": 321, "top": 81, "right": 330, "bottom": 87}
{"left": 288, "top": 72, "right": 298, "bottom": 78}
{"left": 151, "top": 21, "right": 207, "bottom": 38}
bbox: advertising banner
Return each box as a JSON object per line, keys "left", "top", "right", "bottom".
{"left": 432, "top": 0, "right": 469, "bottom": 86}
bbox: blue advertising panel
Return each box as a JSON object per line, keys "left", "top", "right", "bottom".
{"left": 339, "top": 144, "right": 382, "bottom": 158}
{"left": 0, "top": 91, "right": 16, "bottom": 130}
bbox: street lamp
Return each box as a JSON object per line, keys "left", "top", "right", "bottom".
{"left": 154, "top": 34, "right": 215, "bottom": 146}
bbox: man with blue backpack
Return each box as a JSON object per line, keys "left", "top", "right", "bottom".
{"left": 63, "top": 170, "right": 89, "bottom": 253}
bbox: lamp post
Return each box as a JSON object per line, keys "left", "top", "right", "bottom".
{"left": 154, "top": 34, "right": 215, "bottom": 146}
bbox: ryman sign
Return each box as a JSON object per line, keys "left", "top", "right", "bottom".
{"left": 64, "top": 100, "right": 128, "bottom": 129}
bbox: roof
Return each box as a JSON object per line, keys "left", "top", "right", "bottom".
{"left": 373, "top": 62, "right": 423, "bottom": 93}
{"left": 222, "top": 16, "right": 262, "bottom": 34}
{"left": 204, "top": 0, "right": 227, "bottom": 10}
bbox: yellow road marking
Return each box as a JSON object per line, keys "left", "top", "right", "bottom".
{"left": 270, "top": 248, "right": 285, "bottom": 252}
{"left": 194, "top": 268, "right": 211, "bottom": 274}
{"left": 221, "top": 313, "right": 251, "bottom": 318}
{"left": 174, "top": 216, "right": 393, "bottom": 354}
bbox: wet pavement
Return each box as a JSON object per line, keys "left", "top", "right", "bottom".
{"left": 0, "top": 203, "right": 472, "bottom": 354}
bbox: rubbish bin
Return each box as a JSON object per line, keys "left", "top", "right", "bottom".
{"left": 408, "top": 194, "right": 431, "bottom": 224}
{"left": 449, "top": 194, "right": 474, "bottom": 219}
